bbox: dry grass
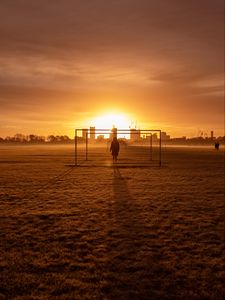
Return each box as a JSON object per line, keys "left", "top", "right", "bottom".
{"left": 0, "top": 145, "right": 224, "bottom": 299}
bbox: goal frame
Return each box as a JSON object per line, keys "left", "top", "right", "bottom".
{"left": 74, "top": 128, "right": 162, "bottom": 167}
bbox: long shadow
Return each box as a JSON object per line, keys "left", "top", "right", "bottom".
{"left": 110, "top": 166, "right": 144, "bottom": 239}
{"left": 103, "top": 166, "right": 162, "bottom": 299}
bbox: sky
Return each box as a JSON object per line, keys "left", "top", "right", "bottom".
{"left": 0, "top": 0, "right": 224, "bottom": 138}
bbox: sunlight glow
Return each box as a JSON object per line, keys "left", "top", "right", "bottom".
{"left": 92, "top": 113, "right": 131, "bottom": 130}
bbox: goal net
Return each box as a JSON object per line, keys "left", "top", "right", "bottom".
{"left": 74, "top": 128, "right": 162, "bottom": 167}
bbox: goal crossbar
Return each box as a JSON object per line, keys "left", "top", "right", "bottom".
{"left": 74, "top": 128, "right": 162, "bottom": 167}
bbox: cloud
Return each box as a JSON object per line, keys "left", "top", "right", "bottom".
{"left": 0, "top": 0, "right": 224, "bottom": 136}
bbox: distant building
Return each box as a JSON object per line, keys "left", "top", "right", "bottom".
{"left": 130, "top": 129, "right": 141, "bottom": 141}
{"left": 161, "top": 132, "right": 170, "bottom": 141}
{"left": 145, "top": 133, "right": 158, "bottom": 143}
{"left": 90, "top": 127, "right": 95, "bottom": 141}
{"left": 110, "top": 126, "right": 117, "bottom": 139}
{"left": 97, "top": 135, "right": 105, "bottom": 142}
{"left": 82, "top": 129, "right": 88, "bottom": 140}
{"left": 211, "top": 131, "right": 214, "bottom": 140}
{"left": 172, "top": 136, "right": 187, "bottom": 143}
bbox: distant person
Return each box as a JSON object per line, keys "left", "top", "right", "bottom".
{"left": 110, "top": 137, "right": 120, "bottom": 162}
{"left": 215, "top": 142, "right": 220, "bottom": 150}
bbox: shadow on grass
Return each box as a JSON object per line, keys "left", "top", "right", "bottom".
{"left": 102, "top": 165, "right": 165, "bottom": 299}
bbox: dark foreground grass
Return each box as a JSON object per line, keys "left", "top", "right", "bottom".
{"left": 0, "top": 145, "right": 224, "bottom": 299}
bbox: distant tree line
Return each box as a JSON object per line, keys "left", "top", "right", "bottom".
{"left": 166, "top": 136, "right": 225, "bottom": 146}
{"left": 0, "top": 134, "right": 73, "bottom": 144}
{"left": 0, "top": 133, "right": 224, "bottom": 145}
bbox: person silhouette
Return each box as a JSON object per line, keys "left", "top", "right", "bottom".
{"left": 215, "top": 142, "right": 220, "bottom": 150}
{"left": 110, "top": 137, "right": 120, "bottom": 162}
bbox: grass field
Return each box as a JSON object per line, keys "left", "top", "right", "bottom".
{"left": 0, "top": 145, "right": 224, "bottom": 299}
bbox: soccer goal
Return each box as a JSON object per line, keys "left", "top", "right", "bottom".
{"left": 74, "top": 128, "right": 162, "bottom": 167}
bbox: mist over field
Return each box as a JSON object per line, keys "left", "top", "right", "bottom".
{"left": 0, "top": 145, "right": 224, "bottom": 299}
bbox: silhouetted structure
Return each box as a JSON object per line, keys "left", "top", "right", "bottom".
{"left": 90, "top": 127, "right": 95, "bottom": 141}
{"left": 110, "top": 126, "right": 117, "bottom": 139}
{"left": 82, "top": 129, "right": 88, "bottom": 139}
{"left": 130, "top": 129, "right": 141, "bottom": 142}
{"left": 161, "top": 132, "right": 170, "bottom": 141}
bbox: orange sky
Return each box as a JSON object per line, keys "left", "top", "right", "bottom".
{"left": 0, "top": 0, "right": 224, "bottom": 138}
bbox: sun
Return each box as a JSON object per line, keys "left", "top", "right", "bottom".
{"left": 92, "top": 113, "right": 130, "bottom": 129}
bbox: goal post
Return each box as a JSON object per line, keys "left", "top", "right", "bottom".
{"left": 74, "top": 128, "right": 162, "bottom": 167}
